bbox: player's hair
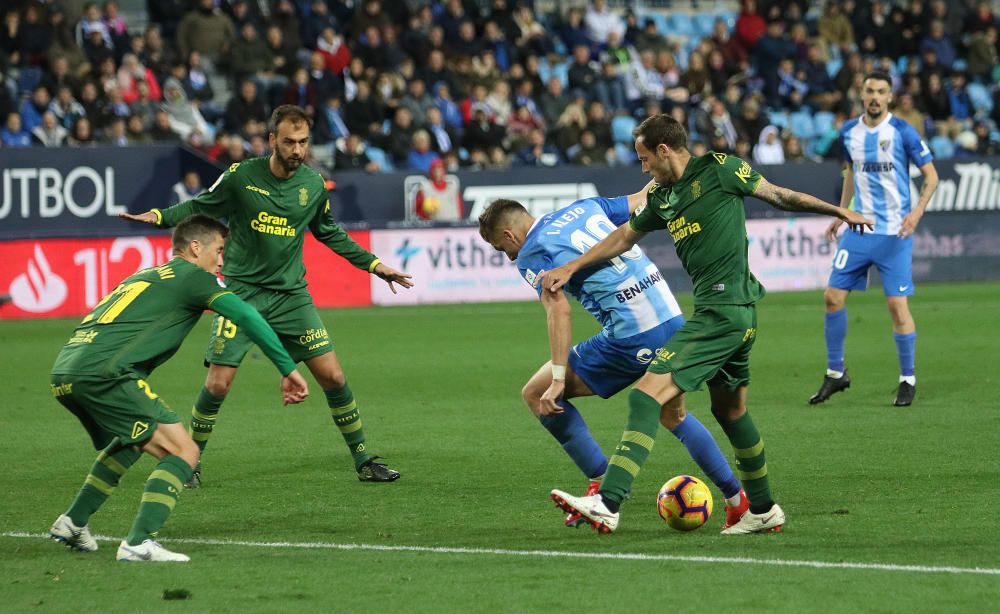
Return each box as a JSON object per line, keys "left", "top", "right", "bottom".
{"left": 172, "top": 214, "right": 229, "bottom": 253}
{"left": 269, "top": 104, "right": 313, "bottom": 135}
{"left": 478, "top": 198, "right": 529, "bottom": 241}
{"left": 863, "top": 71, "right": 893, "bottom": 89}
{"left": 633, "top": 114, "right": 688, "bottom": 152}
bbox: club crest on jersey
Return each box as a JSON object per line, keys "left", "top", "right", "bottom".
{"left": 879, "top": 139, "right": 891, "bottom": 152}
{"left": 525, "top": 269, "right": 543, "bottom": 288}
{"left": 299, "top": 187, "right": 308, "bottom": 207}
{"left": 691, "top": 180, "right": 701, "bottom": 199}
{"left": 131, "top": 421, "right": 149, "bottom": 439}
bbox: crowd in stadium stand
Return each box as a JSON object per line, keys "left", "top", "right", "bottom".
{"left": 1, "top": 0, "right": 998, "bottom": 174}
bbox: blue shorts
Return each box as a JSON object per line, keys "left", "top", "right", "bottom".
{"left": 569, "top": 316, "right": 685, "bottom": 399}
{"left": 828, "top": 231, "right": 914, "bottom": 297}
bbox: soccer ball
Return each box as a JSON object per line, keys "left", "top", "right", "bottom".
{"left": 657, "top": 475, "right": 713, "bottom": 531}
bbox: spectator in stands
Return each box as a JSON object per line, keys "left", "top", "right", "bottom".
{"left": 973, "top": 121, "right": 999, "bottom": 156}
{"left": 553, "top": 95, "right": 588, "bottom": 153}
{"left": 752, "top": 125, "right": 785, "bottom": 165}
{"left": 141, "top": 24, "right": 173, "bottom": 80}
{"left": 680, "top": 52, "right": 710, "bottom": 104}
{"left": 216, "top": 134, "right": 247, "bottom": 167}
{"left": 303, "top": 0, "right": 339, "bottom": 52}
{"left": 265, "top": 23, "right": 298, "bottom": 81}
{"left": 406, "top": 129, "right": 441, "bottom": 173}
{"left": 946, "top": 71, "right": 974, "bottom": 126}
{"left": 102, "top": 0, "right": 128, "bottom": 49}
{"left": 634, "top": 18, "right": 669, "bottom": 55}
{"left": 20, "top": 86, "right": 51, "bottom": 134}
{"left": 415, "top": 158, "right": 463, "bottom": 221}
{"left": 694, "top": 97, "right": 739, "bottom": 152}
{"left": 818, "top": 1, "right": 855, "bottom": 54}
{"left": 433, "top": 82, "right": 464, "bottom": 135}
{"left": 316, "top": 27, "right": 351, "bottom": 77}
{"left": 280, "top": 68, "right": 315, "bottom": 117}
{"left": 965, "top": 1, "right": 996, "bottom": 34}
{"left": 81, "top": 18, "right": 114, "bottom": 68}
{"left": 42, "top": 56, "right": 79, "bottom": 103}
{"left": 373, "top": 71, "right": 404, "bottom": 117}
{"left": 625, "top": 50, "right": 666, "bottom": 114}
{"left": 570, "top": 129, "right": 608, "bottom": 167}
{"left": 894, "top": 93, "right": 927, "bottom": 139}
{"left": 539, "top": 77, "right": 570, "bottom": 129}
{"left": 855, "top": 0, "right": 889, "bottom": 57}
{"left": 49, "top": 85, "right": 85, "bottom": 131}
{"left": 584, "top": 0, "right": 625, "bottom": 47}
{"left": 400, "top": 79, "right": 435, "bottom": 126}
{"left": 801, "top": 43, "right": 842, "bottom": 112}
{"left": 335, "top": 133, "right": 380, "bottom": 172}
{"left": 46, "top": 6, "right": 88, "bottom": 75}
{"left": 314, "top": 96, "right": 350, "bottom": 145}
{"left": 126, "top": 113, "right": 152, "bottom": 144}
{"left": 421, "top": 50, "right": 455, "bottom": 96}
{"left": 163, "top": 78, "right": 210, "bottom": 139}
{"left": 148, "top": 0, "right": 187, "bottom": 39}
{"left": 77, "top": 80, "right": 101, "bottom": 120}
{"left": 176, "top": 0, "right": 235, "bottom": 67}
{"left": 169, "top": 170, "right": 205, "bottom": 206}
{"left": 76, "top": 3, "right": 111, "bottom": 48}
{"left": 922, "top": 72, "right": 952, "bottom": 124}
{"left": 31, "top": 111, "right": 68, "bottom": 147}
{"left": 586, "top": 100, "right": 612, "bottom": 151}
{"left": 775, "top": 57, "right": 808, "bottom": 110}
{"left": 118, "top": 53, "right": 161, "bottom": 104}
{"left": 424, "top": 106, "right": 458, "bottom": 156}
{"left": 954, "top": 129, "right": 978, "bottom": 158}
{"left": 783, "top": 135, "right": 807, "bottom": 162}
{"left": 129, "top": 80, "right": 158, "bottom": 127}
{"left": 511, "top": 3, "right": 551, "bottom": 58}
{"left": 920, "top": 20, "right": 956, "bottom": 70}
{"left": 267, "top": 0, "right": 302, "bottom": 53}
{"left": 344, "top": 79, "right": 384, "bottom": 143}
{"left": 515, "top": 127, "right": 562, "bottom": 167}
{"left": 755, "top": 19, "right": 795, "bottom": 105}
{"left": 928, "top": 0, "right": 962, "bottom": 41}
{"left": 224, "top": 80, "right": 267, "bottom": 134}
{"left": 735, "top": 0, "right": 767, "bottom": 52}
{"left": 385, "top": 106, "right": 418, "bottom": 165}
{"left": 67, "top": 116, "right": 96, "bottom": 146}
{"left": 103, "top": 116, "right": 128, "bottom": 146}
{"left": 735, "top": 97, "right": 767, "bottom": 145}
{"left": 230, "top": 23, "right": 272, "bottom": 85}
{"left": 966, "top": 26, "right": 997, "bottom": 83}
{"left": 463, "top": 106, "right": 505, "bottom": 157}
{"left": 505, "top": 103, "right": 543, "bottom": 152}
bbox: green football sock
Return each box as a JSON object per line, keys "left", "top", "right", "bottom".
{"left": 326, "top": 384, "right": 372, "bottom": 470}
{"left": 189, "top": 387, "right": 225, "bottom": 453}
{"left": 126, "top": 455, "right": 192, "bottom": 546}
{"left": 66, "top": 439, "right": 141, "bottom": 527}
{"left": 600, "top": 389, "right": 661, "bottom": 507}
{"left": 720, "top": 410, "right": 775, "bottom": 513}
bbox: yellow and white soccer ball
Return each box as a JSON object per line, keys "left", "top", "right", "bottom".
{"left": 657, "top": 475, "right": 713, "bottom": 531}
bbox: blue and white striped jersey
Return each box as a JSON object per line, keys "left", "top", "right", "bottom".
{"left": 516, "top": 196, "right": 682, "bottom": 339}
{"left": 841, "top": 113, "right": 934, "bottom": 235}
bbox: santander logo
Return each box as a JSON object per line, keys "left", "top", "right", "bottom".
{"left": 9, "top": 244, "right": 68, "bottom": 313}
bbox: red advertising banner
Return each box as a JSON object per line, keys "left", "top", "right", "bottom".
{"left": 0, "top": 232, "right": 372, "bottom": 319}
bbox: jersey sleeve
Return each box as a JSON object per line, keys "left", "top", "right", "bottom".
{"left": 715, "top": 154, "right": 763, "bottom": 196}
{"left": 595, "top": 196, "right": 631, "bottom": 226}
{"left": 629, "top": 186, "right": 666, "bottom": 233}
{"left": 902, "top": 123, "right": 934, "bottom": 167}
{"left": 156, "top": 164, "right": 239, "bottom": 227}
{"left": 840, "top": 128, "right": 853, "bottom": 164}
{"left": 517, "top": 250, "right": 554, "bottom": 297}
{"left": 309, "top": 198, "right": 380, "bottom": 272}
{"left": 182, "top": 266, "right": 234, "bottom": 309}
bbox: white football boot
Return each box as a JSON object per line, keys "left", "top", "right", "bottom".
{"left": 49, "top": 514, "right": 98, "bottom": 552}
{"left": 720, "top": 503, "right": 785, "bottom": 535}
{"left": 116, "top": 539, "right": 190, "bottom": 562}
{"left": 551, "top": 489, "right": 619, "bottom": 534}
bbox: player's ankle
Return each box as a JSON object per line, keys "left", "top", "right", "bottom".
{"left": 600, "top": 494, "right": 620, "bottom": 513}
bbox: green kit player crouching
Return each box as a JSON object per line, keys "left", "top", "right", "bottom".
{"left": 543, "top": 114, "right": 873, "bottom": 534}
{"left": 49, "top": 215, "right": 309, "bottom": 562}
{"left": 121, "top": 105, "right": 413, "bottom": 486}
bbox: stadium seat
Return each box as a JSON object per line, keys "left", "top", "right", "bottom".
{"left": 767, "top": 110, "right": 790, "bottom": 130}
{"left": 551, "top": 61, "right": 570, "bottom": 89}
{"left": 668, "top": 14, "right": 694, "bottom": 37}
{"left": 717, "top": 11, "right": 737, "bottom": 29}
{"left": 967, "top": 83, "right": 993, "bottom": 114}
{"left": 614, "top": 142, "right": 636, "bottom": 165}
{"left": 929, "top": 135, "right": 955, "bottom": 159}
{"left": 693, "top": 13, "right": 716, "bottom": 38}
{"left": 612, "top": 115, "right": 638, "bottom": 144}
{"left": 789, "top": 111, "right": 817, "bottom": 140}
{"left": 826, "top": 57, "right": 842, "bottom": 79}
{"left": 813, "top": 112, "right": 836, "bottom": 136}
{"left": 366, "top": 146, "right": 394, "bottom": 171}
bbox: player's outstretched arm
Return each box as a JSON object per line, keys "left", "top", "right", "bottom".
{"left": 825, "top": 164, "right": 857, "bottom": 241}
{"left": 210, "top": 293, "right": 309, "bottom": 404}
{"left": 372, "top": 262, "right": 414, "bottom": 294}
{"left": 541, "top": 222, "right": 643, "bottom": 292}
{"left": 754, "top": 178, "right": 874, "bottom": 234}
{"left": 119, "top": 210, "right": 161, "bottom": 225}
{"left": 537, "top": 288, "right": 573, "bottom": 416}
{"left": 899, "top": 161, "right": 939, "bottom": 238}
{"left": 626, "top": 179, "right": 657, "bottom": 214}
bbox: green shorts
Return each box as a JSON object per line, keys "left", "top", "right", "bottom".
{"left": 50, "top": 374, "right": 180, "bottom": 450}
{"left": 647, "top": 304, "right": 758, "bottom": 392}
{"left": 205, "top": 280, "right": 333, "bottom": 367}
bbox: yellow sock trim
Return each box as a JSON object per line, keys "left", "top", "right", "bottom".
{"left": 149, "top": 469, "right": 184, "bottom": 492}
{"left": 84, "top": 474, "right": 114, "bottom": 496}
{"left": 609, "top": 455, "right": 640, "bottom": 478}
{"left": 97, "top": 452, "right": 127, "bottom": 476}
{"left": 734, "top": 439, "right": 765, "bottom": 459}
{"left": 736, "top": 464, "right": 768, "bottom": 481}
{"left": 622, "top": 430, "right": 655, "bottom": 452}
{"left": 140, "top": 492, "right": 178, "bottom": 510}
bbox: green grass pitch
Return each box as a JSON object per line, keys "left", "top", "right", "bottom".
{"left": 2, "top": 282, "right": 999, "bottom": 612}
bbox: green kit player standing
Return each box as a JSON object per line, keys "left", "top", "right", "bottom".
{"left": 543, "top": 114, "right": 873, "bottom": 534}
{"left": 122, "top": 105, "right": 412, "bottom": 486}
{"left": 49, "top": 215, "right": 309, "bottom": 562}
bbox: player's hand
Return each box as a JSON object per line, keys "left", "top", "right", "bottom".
{"left": 539, "top": 264, "right": 575, "bottom": 292}
{"left": 281, "top": 370, "right": 309, "bottom": 406}
{"left": 119, "top": 211, "right": 159, "bottom": 225}
{"left": 825, "top": 218, "right": 844, "bottom": 242}
{"left": 373, "top": 262, "right": 414, "bottom": 294}
{"left": 538, "top": 379, "right": 566, "bottom": 416}
{"left": 898, "top": 210, "right": 923, "bottom": 239}
{"left": 841, "top": 210, "right": 874, "bottom": 235}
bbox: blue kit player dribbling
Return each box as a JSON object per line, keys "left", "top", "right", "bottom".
{"left": 810, "top": 71, "right": 939, "bottom": 407}
{"left": 478, "top": 186, "right": 750, "bottom": 530}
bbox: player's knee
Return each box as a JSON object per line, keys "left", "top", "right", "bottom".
{"left": 521, "top": 381, "right": 541, "bottom": 408}
{"left": 824, "top": 288, "right": 845, "bottom": 311}
{"left": 319, "top": 369, "right": 347, "bottom": 390}
{"left": 177, "top": 439, "right": 200, "bottom": 470}
{"left": 659, "top": 402, "right": 685, "bottom": 429}
{"left": 204, "top": 373, "right": 233, "bottom": 397}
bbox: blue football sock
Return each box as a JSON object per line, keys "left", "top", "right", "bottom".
{"left": 538, "top": 400, "right": 608, "bottom": 480}
{"left": 894, "top": 331, "right": 916, "bottom": 377}
{"left": 670, "top": 413, "right": 741, "bottom": 499}
{"left": 825, "top": 308, "right": 848, "bottom": 372}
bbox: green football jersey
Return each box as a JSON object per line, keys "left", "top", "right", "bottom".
{"left": 51, "top": 258, "right": 232, "bottom": 378}
{"left": 154, "top": 157, "right": 378, "bottom": 291}
{"left": 630, "top": 152, "right": 766, "bottom": 306}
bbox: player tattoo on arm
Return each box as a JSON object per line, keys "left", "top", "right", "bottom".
{"left": 755, "top": 178, "right": 874, "bottom": 233}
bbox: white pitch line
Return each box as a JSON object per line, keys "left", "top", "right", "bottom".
{"left": 5, "top": 531, "right": 999, "bottom": 577}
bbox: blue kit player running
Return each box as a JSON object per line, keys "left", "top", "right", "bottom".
{"left": 810, "top": 71, "right": 939, "bottom": 407}
{"left": 478, "top": 187, "right": 749, "bottom": 529}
